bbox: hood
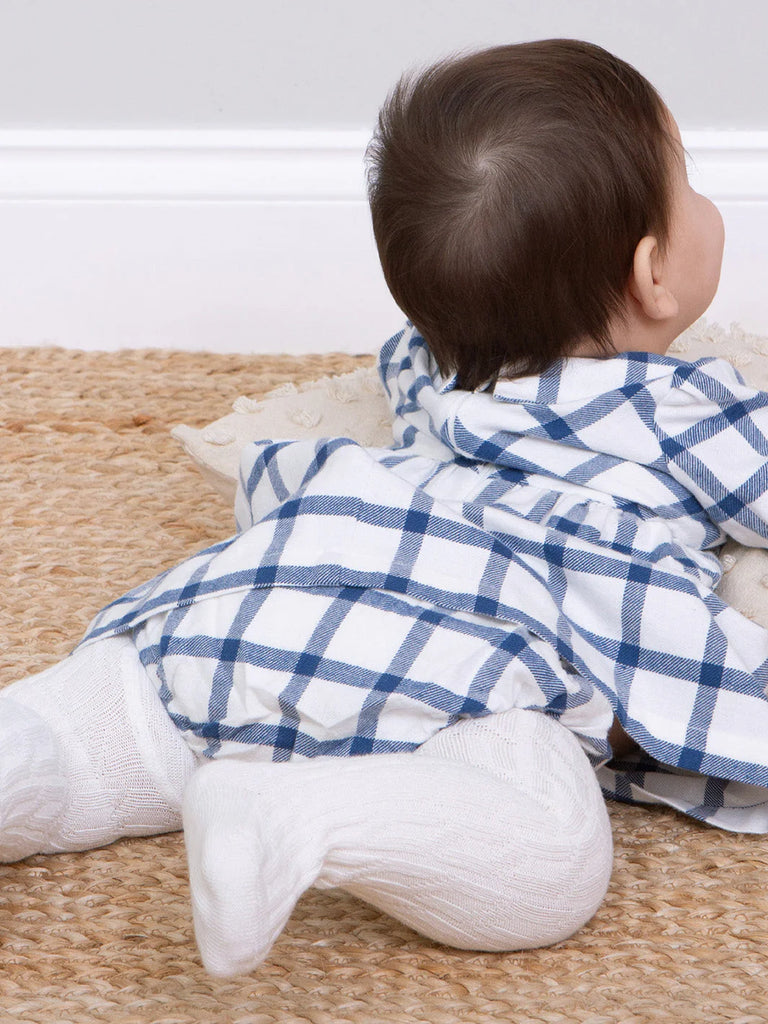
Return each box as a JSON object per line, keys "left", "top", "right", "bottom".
{"left": 378, "top": 323, "right": 683, "bottom": 476}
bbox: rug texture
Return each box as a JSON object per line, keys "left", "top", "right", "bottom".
{"left": 2, "top": 343, "right": 768, "bottom": 1024}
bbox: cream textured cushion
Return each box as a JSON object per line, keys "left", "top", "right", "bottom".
{"left": 172, "top": 365, "right": 392, "bottom": 502}
{"left": 172, "top": 320, "right": 768, "bottom": 628}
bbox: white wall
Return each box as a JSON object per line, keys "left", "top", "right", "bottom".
{"left": 0, "top": 0, "right": 766, "bottom": 353}
{"left": 1, "top": 0, "right": 766, "bottom": 130}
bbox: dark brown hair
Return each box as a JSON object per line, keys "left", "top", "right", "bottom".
{"left": 366, "top": 39, "right": 678, "bottom": 390}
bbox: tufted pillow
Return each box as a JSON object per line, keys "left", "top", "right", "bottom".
{"left": 172, "top": 320, "right": 768, "bottom": 628}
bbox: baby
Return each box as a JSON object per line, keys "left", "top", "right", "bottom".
{"left": 3, "top": 39, "right": 766, "bottom": 978}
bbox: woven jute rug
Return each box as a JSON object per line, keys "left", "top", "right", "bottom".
{"left": 2, "top": 344, "right": 768, "bottom": 1024}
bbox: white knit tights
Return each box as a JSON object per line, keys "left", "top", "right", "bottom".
{"left": 0, "top": 636, "right": 194, "bottom": 859}
{"left": 0, "top": 636, "right": 613, "bottom": 976}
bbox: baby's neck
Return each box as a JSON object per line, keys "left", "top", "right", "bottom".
{"left": 569, "top": 318, "right": 679, "bottom": 360}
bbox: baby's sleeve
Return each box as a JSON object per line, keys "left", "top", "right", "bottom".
{"left": 234, "top": 436, "right": 361, "bottom": 533}
{"left": 655, "top": 358, "right": 768, "bottom": 547}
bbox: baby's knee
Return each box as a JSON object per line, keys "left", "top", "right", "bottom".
{"left": 483, "top": 793, "right": 612, "bottom": 952}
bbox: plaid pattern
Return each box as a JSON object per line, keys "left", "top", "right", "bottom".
{"left": 131, "top": 583, "right": 608, "bottom": 762}
{"left": 81, "top": 324, "right": 768, "bottom": 832}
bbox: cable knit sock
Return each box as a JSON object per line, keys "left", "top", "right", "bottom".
{"left": 182, "top": 709, "right": 613, "bottom": 977}
{"left": 0, "top": 635, "right": 196, "bottom": 861}
{"left": 0, "top": 697, "right": 70, "bottom": 862}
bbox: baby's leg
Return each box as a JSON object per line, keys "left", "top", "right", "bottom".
{"left": 183, "top": 709, "right": 612, "bottom": 976}
{"left": 0, "top": 635, "right": 196, "bottom": 861}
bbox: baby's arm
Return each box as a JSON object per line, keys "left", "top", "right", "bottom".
{"left": 608, "top": 716, "right": 640, "bottom": 757}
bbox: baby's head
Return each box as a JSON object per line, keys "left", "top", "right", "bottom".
{"left": 367, "top": 39, "right": 721, "bottom": 390}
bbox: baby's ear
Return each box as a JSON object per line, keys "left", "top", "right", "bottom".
{"left": 628, "top": 236, "right": 679, "bottom": 321}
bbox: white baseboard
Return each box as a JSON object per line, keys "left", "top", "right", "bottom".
{"left": 0, "top": 129, "right": 766, "bottom": 353}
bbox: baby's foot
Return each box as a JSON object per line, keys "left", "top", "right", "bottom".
{"left": 182, "top": 762, "right": 324, "bottom": 976}
{"left": 0, "top": 696, "right": 67, "bottom": 861}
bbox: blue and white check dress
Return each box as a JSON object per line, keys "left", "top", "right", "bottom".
{"left": 82, "top": 324, "right": 768, "bottom": 832}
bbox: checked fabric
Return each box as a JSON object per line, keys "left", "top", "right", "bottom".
{"left": 82, "top": 324, "right": 768, "bottom": 832}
